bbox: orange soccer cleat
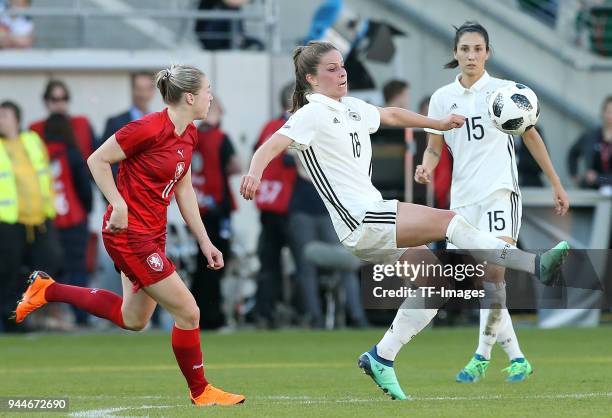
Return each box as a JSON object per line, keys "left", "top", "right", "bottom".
{"left": 190, "top": 384, "right": 246, "bottom": 406}
{"left": 13, "top": 271, "right": 55, "bottom": 323}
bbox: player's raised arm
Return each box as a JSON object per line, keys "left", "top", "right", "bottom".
{"left": 415, "top": 134, "right": 446, "bottom": 184}
{"left": 378, "top": 107, "right": 465, "bottom": 131}
{"left": 240, "top": 132, "right": 293, "bottom": 200}
{"left": 87, "top": 134, "right": 128, "bottom": 232}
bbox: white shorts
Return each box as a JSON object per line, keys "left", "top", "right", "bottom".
{"left": 342, "top": 199, "right": 407, "bottom": 264}
{"left": 447, "top": 189, "right": 522, "bottom": 250}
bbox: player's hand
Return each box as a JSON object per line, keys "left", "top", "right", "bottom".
{"left": 438, "top": 114, "right": 465, "bottom": 131}
{"left": 106, "top": 204, "right": 127, "bottom": 233}
{"left": 200, "top": 241, "right": 224, "bottom": 270}
{"left": 552, "top": 183, "right": 570, "bottom": 216}
{"left": 414, "top": 165, "right": 432, "bottom": 184}
{"left": 240, "top": 173, "right": 260, "bottom": 200}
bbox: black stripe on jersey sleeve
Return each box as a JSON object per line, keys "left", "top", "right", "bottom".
{"left": 363, "top": 215, "right": 396, "bottom": 221}
{"left": 363, "top": 220, "right": 396, "bottom": 225}
{"left": 365, "top": 211, "right": 396, "bottom": 216}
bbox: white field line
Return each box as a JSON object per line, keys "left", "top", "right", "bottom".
{"left": 69, "top": 404, "right": 180, "bottom": 417}
{"left": 67, "top": 391, "right": 612, "bottom": 416}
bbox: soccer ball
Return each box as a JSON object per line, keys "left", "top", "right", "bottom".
{"left": 487, "top": 83, "right": 540, "bottom": 135}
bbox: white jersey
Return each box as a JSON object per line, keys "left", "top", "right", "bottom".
{"left": 277, "top": 93, "right": 382, "bottom": 241}
{"left": 425, "top": 71, "right": 520, "bottom": 209}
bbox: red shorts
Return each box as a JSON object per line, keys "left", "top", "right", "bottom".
{"left": 102, "top": 229, "right": 176, "bottom": 292}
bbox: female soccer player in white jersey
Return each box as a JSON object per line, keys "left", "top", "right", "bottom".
{"left": 240, "top": 41, "right": 568, "bottom": 400}
{"left": 416, "top": 22, "right": 569, "bottom": 384}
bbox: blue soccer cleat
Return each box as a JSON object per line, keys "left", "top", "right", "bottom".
{"left": 503, "top": 357, "right": 533, "bottom": 382}
{"left": 358, "top": 346, "right": 409, "bottom": 400}
{"left": 456, "top": 354, "right": 490, "bottom": 383}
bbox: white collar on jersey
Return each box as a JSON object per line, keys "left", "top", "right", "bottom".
{"left": 452, "top": 71, "right": 491, "bottom": 94}
{"left": 306, "top": 93, "right": 347, "bottom": 111}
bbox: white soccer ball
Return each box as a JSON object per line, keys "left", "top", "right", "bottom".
{"left": 487, "top": 83, "right": 540, "bottom": 135}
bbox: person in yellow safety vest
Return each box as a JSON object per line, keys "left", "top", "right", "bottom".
{"left": 0, "top": 100, "right": 61, "bottom": 333}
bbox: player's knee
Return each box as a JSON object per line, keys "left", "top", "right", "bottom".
{"left": 123, "top": 317, "right": 149, "bottom": 331}
{"left": 178, "top": 306, "right": 200, "bottom": 329}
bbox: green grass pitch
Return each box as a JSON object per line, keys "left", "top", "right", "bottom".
{"left": 1, "top": 327, "right": 611, "bottom": 417}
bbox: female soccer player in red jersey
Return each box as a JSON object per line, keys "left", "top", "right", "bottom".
{"left": 14, "top": 65, "right": 245, "bottom": 406}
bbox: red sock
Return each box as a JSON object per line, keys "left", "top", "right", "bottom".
{"left": 45, "top": 283, "right": 125, "bottom": 329}
{"left": 172, "top": 325, "right": 208, "bottom": 398}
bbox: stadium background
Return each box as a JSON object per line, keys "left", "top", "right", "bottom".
{"left": 0, "top": 0, "right": 611, "bottom": 417}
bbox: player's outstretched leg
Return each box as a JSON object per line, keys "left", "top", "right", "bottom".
{"left": 444, "top": 214, "right": 570, "bottom": 281}
{"left": 358, "top": 346, "right": 408, "bottom": 400}
{"left": 396, "top": 204, "right": 570, "bottom": 280}
{"left": 13, "top": 270, "right": 126, "bottom": 328}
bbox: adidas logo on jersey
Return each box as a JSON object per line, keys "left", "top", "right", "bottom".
{"left": 333, "top": 117, "right": 340, "bottom": 124}
{"left": 450, "top": 103, "right": 458, "bottom": 111}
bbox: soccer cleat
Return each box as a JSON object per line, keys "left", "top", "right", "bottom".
{"left": 455, "top": 354, "right": 490, "bottom": 383}
{"left": 190, "top": 384, "right": 245, "bottom": 406}
{"left": 503, "top": 358, "right": 533, "bottom": 382}
{"left": 537, "top": 241, "right": 570, "bottom": 285}
{"left": 358, "top": 348, "right": 409, "bottom": 400}
{"left": 13, "top": 271, "right": 55, "bottom": 323}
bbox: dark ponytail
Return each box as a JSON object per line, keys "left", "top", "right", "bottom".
{"left": 289, "top": 41, "right": 338, "bottom": 113}
{"left": 444, "top": 21, "right": 490, "bottom": 69}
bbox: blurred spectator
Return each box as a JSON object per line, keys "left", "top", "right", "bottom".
{"left": 0, "top": 0, "right": 33, "bottom": 49}
{"left": 101, "top": 72, "right": 155, "bottom": 177}
{"left": 190, "top": 98, "right": 241, "bottom": 329}
{"left": 586, "top": 121, "right": 612, "bottom": 189}
{"left": 102, "top": 72, "right": 155, "bottom": 144}
{"left": 0, "top": 101, "right": 61, "bottom": 332}
{"left": 252, "top": 83, "right": 297, "bottom": 328}
{"left": 383, "top": 79, "right": 410, "bottom": 109}
{"left": 288, "top": 161, "right": 369, "bottom": 328}
{"left": 568, "top": 95, "right": 612, "bottom": 188}
{"left": 30, "top": 80, "right": 96, "bottom": 161}
{"left": 194, "top": 0, "right": 263, "bottom": 50}
{"left": 42, "top": 113, "right": 93, "bottom": 326}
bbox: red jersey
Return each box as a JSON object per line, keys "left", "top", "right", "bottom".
{"left": 104, "top": 109, "right": 197, "bottom": 237}
{"left": 254, "top": 116, "right": 297, "bottom": 215}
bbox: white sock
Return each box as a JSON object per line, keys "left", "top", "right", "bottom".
{"left": 377, "top": 308, "right": 438, "bottom": 361}
{"left": 497, "top": 309, "right": 524, "bottom": 360}
{"left": 446, "top": 215, "right": 536, "bottom": 274}
{"left": 475, "top": 282, "right": 508, "bottom": 359}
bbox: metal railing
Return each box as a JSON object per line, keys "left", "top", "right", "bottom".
{"left": 516, "top": 0, "right": 559, "bottom": 27}
{"left": 5, "top": 1, "right": 280, "bottom": 51}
